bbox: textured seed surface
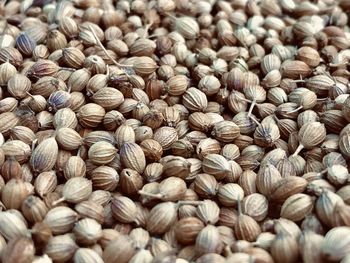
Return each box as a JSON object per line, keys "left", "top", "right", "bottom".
{"left": 0, "top": 1, "right": 349, "bottom": 262}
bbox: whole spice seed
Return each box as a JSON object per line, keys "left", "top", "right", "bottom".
{"left": 0, "top": 0, "right": 350, "bottom": 262}
{"left": 30, "top": 137, "right": 58, "bottom": 173}
{"left": 2, "top": 236, "right": 35, "bottom": 263}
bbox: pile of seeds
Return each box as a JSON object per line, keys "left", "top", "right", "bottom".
{"left": 1, "top": 0, "right": 350, "bottom": 262}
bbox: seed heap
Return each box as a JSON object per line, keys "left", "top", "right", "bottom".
{"left": 0, "top": 0, "right": 350, "bottom": 262}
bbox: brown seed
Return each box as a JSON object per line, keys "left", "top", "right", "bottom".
{"left": 1, "top": 160, "right": 23, "bottom": 181}
{"left": 235, "top": 212, "right": 261, "bottom": 242}
{"left": 316, "top": 190, "right": 344, "bottom": 227}
{"left": 77, "top": 103, "right": 106, "bottom": 128}
{"left": 63, "top": 156, "right": 86, "bottom": 179}
{"left": 103, "top": 110, "right": 125, "bottom": 130}
{"left": 7, "top": 74, "right": 31, "bottom": 99}
{"left": 92, "top": 87, "right": 124, "bottom": 110}
{"left": 254, "top": 122, "right": 280, "bottom": 147}
{"left": 140, "top": 139, "right": 163, "bottom": 162}
{"left": 270, "top": 176, "right": 308, "bottom": 201}
{"left": 242, "top": 193, "right": 268, "bottom": 222}
{"left": 271, "top": 233, "right": 299, "bottom": 263}
{"left": 321, "top": 227, "right": 350, "bottom": 262}
{"left": 327, "top": 164, "right": 349, "bottom": 186}
{"left": 194, "top": 173, "right": 219, "bottom": 198}
{"left": 0, "top": 211, "right": 28, "bottom": 240}
{"left": 114, "top": 125, "right": 135, "bottom": 148}
{"left": 212, "top": 120, "right": 240, "bottom": 142}
{"left": 43, "top": 206, "right": 78, "bottom": 235}
{"left": 34, "top": 171, "right": 57, "bottom": 198}
{"left": 1, "top": 139, "right": 31, "bottom": 163}
{"left": 2, "top": 179, "right": 29, "bottom": 209}
{"left": 182, "top": 87, "right": 208, "bottom": 112}
{"left": 256, "top": 163, "right": 282, "bottom": 196}
{"left": 175, "top": 16, "right": 200, "bottom": 39}
{"left": 166, "top": 75, "right": 189, "bottom": 96}
{"left": 175, "top": 217, "right": 205, "bottom": 245}
{"left": 280, "top": 193, "right": 314, "bottom": 222}
{"left": 143, "top": 163, "right": 164, "bottom": 183}
{"left": 74, "top": 248, "right": 104, "bottom": 263}
{"left": 111, "top": 196, "right": 137, "bottom": 223}
{"left": 9, "top": 126, "right": 36, "bottom": 145}
{"left": 44, "top": 234, "right": 78, "bottom": 262}
{"left": 292, "top": 122, "right": 327, "bottom": 156}
{"left": 299, "top": 231, "right": 324, "bottom": 263}
{"left": 62, "top": 47, "right": 85, "bottom": 68}
{"left": 0, "top": 112, "right": 19, "bottom": 134}
{"left": 0, "top": 62, "right": 17, "bottom": 85}
{"left": 132, "top": 56, "right": 158, "bottom": 76}
{"left": 53, "top": 108, "right": 78, "bottom": 129}
{"left": 58, "top": 177, "right": 92, "bottom": 204}
{"left": 119, "top": 168, "right": 143, "bottom": 196}
{"left": 84, "top": 131, "right": 116, "bottom": 147}
{"left": 88, "top": 141, "right": 116, "bottom": 165}
{"left": 27, "top": 60, "right": 59, "bottom": 79}
{"left": 218, "top": 183, "right": 244, "bottom": 207}
{"left": 196, "top": 200, "right": 220, "bottom": 225}
{"left": 280, "top": 60, "right": 311, "bottom": 79}
{"left": 91, "top": 166, "right": 119, "bottom": 191}
{"left": 30, "top": 137, "right": 58, "bottom": 173}
{"left": 73, "top": 218, "right": 102, "bottom": 245}
{"left": 103, "top": 234, "right": 136, "bottom": 263}
{"left": 119, "top": 142, "right": 146, "bottom": 174}
{"left": 21, "top": 195, "right": 48, "bottom": 223}
{"left": 202, "top": 154, "right": 231, "bottom": 180}
{"left": 147, "top": 202, "right": 177, "bottom": 235}
{"left": 2, "top": 236, "right": 35, "bottom": 263}
{"left": 55, "top": 127, "right": 83, "bottom": 151}
{"left": 162, "top": 156, "right": 191, "bottom": 179}
{"left": 195, "top": 225, "right": 222, "bottom": 256}
{"left": 75, "top": 200, "right": 104, "bottom": 224}
{"left": 0, "top": 47, "right": 23, "bottom": 67}
{"left": 297, "top": 46, "right": 321, "bottom": 67}
{"left": 153, "top": 126, "right": 178, "bottom": 150}
{"left": 156, "top": 177, "right": 187, "bottom": 202}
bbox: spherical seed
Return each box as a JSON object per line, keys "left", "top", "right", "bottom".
{"left": 119, "top": 142, "right": 146, "bottom": 174}
{"left": 61, "top": 177, "right": 93, "bottom": 204}
{"left": 30, "top": 137, "right": 58, "bottom": 173}
{"left": 1, "top": 2, "right": 350, "bottom": 261}
{"left": 88, "top": 141, "right": 116, "bottom": 165}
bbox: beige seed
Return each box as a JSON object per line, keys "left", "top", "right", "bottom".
{"left": 88, "top": 141, "right": 116, "bottom": 165}
{"left": 119, "top": 142, "right": 146, "bottom": 174}
{"left": 30, "top": 137, "right": 58, "bottom": 173}
{"left": 43, "top": 206, "right": 78, "bottom": 235}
